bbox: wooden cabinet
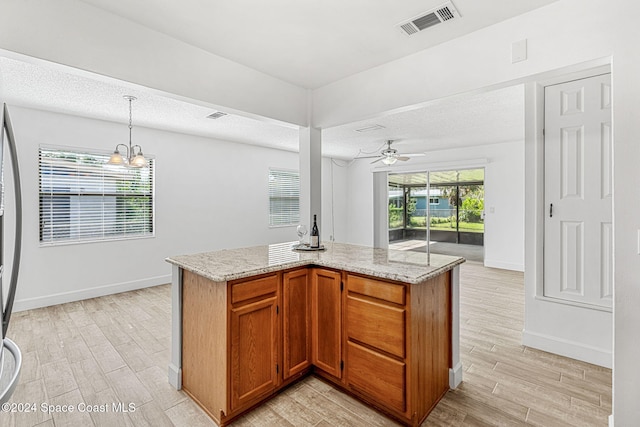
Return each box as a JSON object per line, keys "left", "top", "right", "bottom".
{"left": 181, "top": 266, "right": 452, "bottom": 427}
{"left": 229, "top": 274, "right": 279, "bottom": 411}
{"left": 282, "top": 269, "right": 311, "bottom": 379}
{"left": 344, "top": 272, "right": 451, "bottom": 426}
{"left": 345, "top": 274, "right": 407, "bottom": 414}
{"left": 311, "top": 268, "right": 342, "bottom": 379}
{"left": 181, "top": 270, "right": 228, "bottom": 424}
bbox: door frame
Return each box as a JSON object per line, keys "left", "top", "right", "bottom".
{"left": 526, "top": 63, "right": 612, "bottom": 312}
{"left": 541, "top": 72, "right": 613, "bottom": 308}
{"left": 372, "top": 159, "right": 488, "bottom": 250}
{"left": 523, "top": 61, "right": 613, "bottom": 369}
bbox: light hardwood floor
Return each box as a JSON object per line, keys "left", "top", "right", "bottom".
{"left": 4, "top": 262, "right": 611, "bottom": 426}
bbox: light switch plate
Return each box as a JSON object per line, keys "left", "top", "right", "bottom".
{"left": 512, "top": 39, "right": 527, "bottom": 63}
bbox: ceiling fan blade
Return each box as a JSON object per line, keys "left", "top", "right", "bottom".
{"left": 396, "top": 156, "right": 410, "bottom": 161}
{"left": 355, "top": 155, "right": 381, "bottom": 159}
{"left": 401, "top": 153, "right": 426, "bottom": 157}
{"left": 370, "top": 157, "right": 384, "bottom": 164}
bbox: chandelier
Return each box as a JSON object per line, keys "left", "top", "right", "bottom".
{"left": 108, "top": 95, "right": 146, "bottom": 167}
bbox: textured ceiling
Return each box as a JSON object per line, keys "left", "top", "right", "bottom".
{"left": 0, "top": 56, "right": 299, "bottom": 153}
{"left": 77, "top": 0, "right": 557, "bottom": 89}
{"left": 323, "top": 85, "right": 524, "bottom": 159}
{"left": 1, "top": 1, "right": 538, "bottom": 158}
{"left": 0, "top": 56, "right": 524, "bottom": 159}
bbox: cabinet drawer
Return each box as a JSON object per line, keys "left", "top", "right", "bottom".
{"left": 347, "top": 275, "right": 405, "bottom": 305}
{"left": 346, "top": 341, "right": 406, "bottom": 414}
{"left": 346, "top": 296, "right": 405, "bottom": 358}
{"left": 231, "top": 274, "right": 277, "bottom": 304}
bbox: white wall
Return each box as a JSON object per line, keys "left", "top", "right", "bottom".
{"left": 311, "top": 1, "right": 618, "bottom": 129}
{"left": 0, "top": 0, "right": 307, "bottom": 127}
{"left": 345, "top": 158, "right": 375, "bottom": 247}
{"left": 344, "top": 141, "right": 525, "bottom": 271}
{"left": 321, "top": 157, "right": 348, "bottom": 244}
{"left": 3, "top": 0, "right": 639, "bottom": 422}
{"left": 6, "top": 106, "right": 345, "bottom": 311}
{"left": 521, "top": 78, "right": 612, "bottom": 369}
{"left": 312, "top": 1, "right": 640, "bottom": 422}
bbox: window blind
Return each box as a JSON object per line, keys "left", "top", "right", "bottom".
{"left": 268, "top": 169, "right": 299, "bottom": 226}
{"left": 39, "top": 147, "right": 154, "bottom": 244}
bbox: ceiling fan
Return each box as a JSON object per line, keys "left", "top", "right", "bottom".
{"left": 361, "top": 140, "right": 425, "bottom": 165}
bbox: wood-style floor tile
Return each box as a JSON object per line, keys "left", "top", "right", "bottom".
{"left": 104, "top": 366, "right": 153, "bottom": 407}
{"left": 126, "top": 401, "right": 174, "bottom": 427}
{"left": 135, "top": 365, "right": 187, "bottom": 411}
{"left": 48, "top": 389, "right": 93, "bottom": 427}
{"left": 8, "top": 378, "right": 51, "bottom": 427}
{"left": 70, "top": 357, "right": 110, "bottom": 397}
{"left": 40, "top": 359, "right": 78, "bottom": 398}
{"left": 164, "top": 398, "right": 218, "bottom": 427}
{"left": 4, "top": 261, "right": 611, "bottom": 427}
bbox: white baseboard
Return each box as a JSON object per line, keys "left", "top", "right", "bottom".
{"left": 168, "top": 363, "right": 182, "bottom": 390}
{"left": 13, "top": 275, "right": 171, "bottom": 312}
{"left": 522, "top": 329, "right": 612, "bottom": 368}
{"left": 609, "top": 414, "right": 613, "bottom": 427}
{"left": 449, "top": 361, "right": 463, "bottom": 389}
{"left": 483, "top": 259, "right": 524, "bottom": 272}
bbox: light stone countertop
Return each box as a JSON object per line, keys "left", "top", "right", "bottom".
{"left": 166, "top": 242, "right": 465, "bottom": 284}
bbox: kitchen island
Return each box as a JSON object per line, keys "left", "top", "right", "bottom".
{"left": 166, "top": 242, "right": 464, "bottom": 426}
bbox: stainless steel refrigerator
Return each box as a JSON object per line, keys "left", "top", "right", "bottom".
{"left": 0, "top": 103, "right": 23, "bottom": 403}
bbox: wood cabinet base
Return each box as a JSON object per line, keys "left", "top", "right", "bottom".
{"left": 181, "top": 267, "right": 453, "bottom": 427}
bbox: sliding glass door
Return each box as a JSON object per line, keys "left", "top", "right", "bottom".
{"left": 388, "top": 168, "right": 484, "bottom": 246}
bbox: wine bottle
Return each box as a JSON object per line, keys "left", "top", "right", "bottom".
{"left": 310, "top": 214, "right": 320, "bottom": 248}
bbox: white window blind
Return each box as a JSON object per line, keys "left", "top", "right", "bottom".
{"left": 268, "top": 169, "right": 299, "bottom": 226}
{"left": 39, "top": 147, "right": 155, "bottom": 245}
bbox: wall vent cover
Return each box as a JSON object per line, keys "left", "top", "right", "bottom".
{"left": 206, "top": 111, "right": 228, "bottom": 119}
{"left": 397, "top": 1, "right": 460, "bottom": 36}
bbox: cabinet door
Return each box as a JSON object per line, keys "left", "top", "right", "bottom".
{"left": 345, "top": 274, "right": 407, "bottom": 414}
{"left": 230, "top": 296, "right": 278, "bottom": 411}
{"left": 346, "top": 341, "right": 406, "bottom": 414}
{"left": 283, "top": 269, "right": 311, "bottom": 379}
{"left": 311, "top": 268, "right": 342, "bottom": 378}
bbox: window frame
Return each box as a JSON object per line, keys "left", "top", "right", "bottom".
{"left": 268, "top": 168, "right": 300, "bottom": 228}
{"left": 38, "top": 144, "right": 156, "bottom": 246}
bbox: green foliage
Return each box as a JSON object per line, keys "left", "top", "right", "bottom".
{"left": 460, "top": 197, "right": 484, "bottom": 223}
{"left": 430, "top": 216, "right": 454, "bottom": 225}
{"left": 409, "top": 216, "right": 426, "bottom": 227}
{"left": 407, "top": 197, "right": 417, "bottom": 215}
{"left": 389, "top": 204, "right": 403, "bottom": 229}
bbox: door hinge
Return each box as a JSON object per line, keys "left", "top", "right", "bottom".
{"left": 543, "top": 128, "right": 545, "bottom": 137}
{"left": 340, "top": 360, "right": 344, "bottom": 371}
{"left": 276, "top": 305, "right": 279, "bottom": 315}
{"left": 276, "top": 364, "right": 279, "bottom": 374}
{"left": 340, "top": 281, "right": 344, "bottom": 291}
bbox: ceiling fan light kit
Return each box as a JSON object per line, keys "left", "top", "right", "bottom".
{"left": 364, "top": 140, "right": 425, "bottom": 165}
{"left": 382, "top": 156, "right": 398, "bottom": 165}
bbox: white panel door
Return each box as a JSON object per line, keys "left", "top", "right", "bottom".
{"left": 544, "top": 73, "right": 612, "bottom": 308}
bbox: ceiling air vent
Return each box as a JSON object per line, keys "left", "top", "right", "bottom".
{"left": 397, "top": 1, "right": 460, "bottom": 36}
{"left": 355, "top": 124, "right": 386, "bottom": 133}
{"left": 206, "top": 111, "right": 228, "bottom": 119}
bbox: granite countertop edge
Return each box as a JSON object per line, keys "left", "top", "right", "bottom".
{"left": 165, "top": 244, "right": 465, "bottom": 285}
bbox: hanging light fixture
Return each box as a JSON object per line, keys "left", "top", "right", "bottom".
{"left": 108, "top": 95, "right": 147, "bottom": 167}
{"left": 382, "top": 156, "right": 398, "bottom": 165}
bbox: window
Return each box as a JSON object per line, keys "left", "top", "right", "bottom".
{"left": 39, "top": 147, "right": 154, "bottom": 245}
{"left": 429, "top": 198, "right": 439, "bottom": 205}
{"left": 268, "top": 169, "right": 299, "bottom": 226}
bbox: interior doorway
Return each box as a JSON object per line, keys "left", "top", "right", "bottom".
{"left": 542, "top": 73, "right": 613, "bottom": 309}
{"left": 388, "top": 168, "right": 485, "bottom": 262}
